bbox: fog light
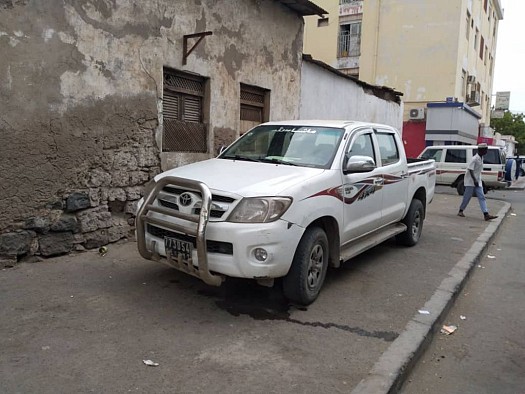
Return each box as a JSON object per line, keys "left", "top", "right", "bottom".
{"left": 254, "top": 248, "right": 268, "bottom": 262}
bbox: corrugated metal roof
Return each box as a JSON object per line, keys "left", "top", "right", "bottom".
{"left": 276, "top": 0, "right": 327, "bottom": 16}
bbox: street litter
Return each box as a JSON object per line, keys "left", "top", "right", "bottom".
{"left": 440, "top": 325, "right": 458, "bottom": 335}
{"left": 487, "top": 255, "right": 496, "bottom": 259}
{"left": 99, "top": 246, "right": 108, "bottom": 256}
{"left": 510, "top": 213, "right": 517, "bottom": 216}
{"left": 450, "top": 237, "right": 463, "bottom": 242}
{"left": 418, "top": 310, "right": 430, "bottom": 315}
{"left": 460, "top": 315, "right": 466, "bottom": 320}
{"left": 143, "top": 360, "right": 159, "bottom": 367}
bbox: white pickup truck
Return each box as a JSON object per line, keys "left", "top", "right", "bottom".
{"left": 136, "top": 121, "right": 436, "bottom": 305}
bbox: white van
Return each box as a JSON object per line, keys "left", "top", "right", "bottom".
{"left": 418, "top": 145, "right": 506, "bottom": 195}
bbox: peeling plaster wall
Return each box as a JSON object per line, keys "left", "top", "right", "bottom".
{"left": 0, "top": 0, "right": 303, "bottom": 264}
{"left": 300, "top": 61, "right": 403, "bottom": 131}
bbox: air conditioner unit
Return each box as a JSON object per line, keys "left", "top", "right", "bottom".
{"left": 467, "top": 75, "right": 476, "bottom": 84}
{"left": 409, "top": 108, "right": 425, "bottom": 120}
{"left": 467, "top": 90, "right": 481, "bottom": 106}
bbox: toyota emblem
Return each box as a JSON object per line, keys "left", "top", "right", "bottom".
{"left": 179, "top": 192, "right": 193, "bottom": 206}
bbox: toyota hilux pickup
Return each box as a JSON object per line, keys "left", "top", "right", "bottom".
{"left": 136, "top": 120, "right": 436, "bottom": 305}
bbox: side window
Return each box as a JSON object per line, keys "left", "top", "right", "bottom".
{"left": 347, "top": 133, "right": 375, "bottom": 162}
{"left": 482, "top": 149, "right": 500, "bottom": 164}
{"left": 376, "top": 133, "right": 400, "bottom": 166}
{"left": 445, "top": 149, "right": 467, "bottom": 163}
{"left": 420, "top": 148, "right": 443, "bottom": 162}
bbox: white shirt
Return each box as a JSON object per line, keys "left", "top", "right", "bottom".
{"left": 464, "top": 154, "right": 483, "bottom": 187}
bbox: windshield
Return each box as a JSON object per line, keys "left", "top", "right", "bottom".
{"left": 219, "top": 125, "right": 345, "bottom": 169}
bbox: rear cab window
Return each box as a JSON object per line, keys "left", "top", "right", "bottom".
{"left": 376, "top": 132, "right": 400, "bottom": 166}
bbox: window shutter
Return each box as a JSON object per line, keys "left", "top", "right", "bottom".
{"left": 183, "top": 96, "right": 201, "bottom": 123}
{"left": 163, "top": 90, "right": 179, "bottom": 120}
{"left": 162, "top": 68, "right": 207, "bottom": 152}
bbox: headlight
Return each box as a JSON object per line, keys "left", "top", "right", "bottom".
{"left": 228, "top": 197, "right": 292, "bottom": 223}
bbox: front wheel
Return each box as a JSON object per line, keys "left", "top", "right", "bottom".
{"left": 283, "top": 227, "right": 329, "bottom": 305}
{"left": 396, "top": 199, "right": 424, "bottom": 246}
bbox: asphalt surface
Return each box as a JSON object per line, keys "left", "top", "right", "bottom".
{"left": 0, "top": 188, "right": 513, "bottom": 394}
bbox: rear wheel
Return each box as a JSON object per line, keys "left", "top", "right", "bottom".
{"left": 456, "top": 178, "right": 465, "bottom": 195}
{"left": 283, "top": 227, "right": 329, "bottom": 305}
{"left": 396, "top": 199, "right": 424, "bottom": 246}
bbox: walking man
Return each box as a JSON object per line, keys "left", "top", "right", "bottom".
{"left": 458, "top": 143, "right": 498, "bottom": 221}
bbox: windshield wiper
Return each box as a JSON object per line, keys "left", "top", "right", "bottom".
{"left": 260, "top": 158, "right": 298, "bottom": 166}
{"left": 222, "top": 155, "right": 262, "bottom": 162}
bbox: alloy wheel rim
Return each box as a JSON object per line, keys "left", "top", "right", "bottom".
{"left": 307, "top": 244, "right": 324, "bottom": 290}
{"left": 412, "top": 211, "right": 421, "bottom": 239}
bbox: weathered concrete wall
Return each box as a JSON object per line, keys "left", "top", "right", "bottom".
{"left": 300, "top": 60, "right": 403, "bottom": 130}
{"left": 0, "top": 0, "right": 304, "bottom": 265}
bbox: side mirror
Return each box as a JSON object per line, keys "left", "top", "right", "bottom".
{"left": 345, "top": 155, "right": 376, "bottom": 173}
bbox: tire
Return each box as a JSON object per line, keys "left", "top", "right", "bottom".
{"left": 283, "top": 227, "right": 329, "bottom": 305}
{"left": 456, "top": 178, "right": 465, "bottom": 196}
{"left": 396, "top": 199, "right": 424, "bottom": 247}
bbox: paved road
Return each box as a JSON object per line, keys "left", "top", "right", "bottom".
{"left": 0, "top": 192, "right": 507, "bottom": 393}
{"left": 401, "top": 188, "right": 525, "bottom": 394}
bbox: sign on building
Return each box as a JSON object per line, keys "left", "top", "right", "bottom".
{"left": 495, "top": 91, "right": 510, "bottom": 110}
{"left": 340, "top": 0, "right": 363, "bottom": 16}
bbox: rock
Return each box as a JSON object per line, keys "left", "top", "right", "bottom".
{"left": 125, "top": 186, "right": 143, "bottom": 200}
{"left": 89, "top": 188, "right": 101, "bottom": 207}
{"left": 50, "top": 214, "right": 79, "bottom": 233}
{"left": 77, "top": 206, "right": 112, "bottom": 233}
{"left": 24, "top": 217, "right": 51, "bottom": 234}
{"left": 125, "top": 200, "right": 138, "bottom": 215}
{"left": 65, "top": 192, "right": 91, "bottom": 212}
{"left": 107, "top": 188, "right": 127, "bottom": 202}
{"left": 87, "top": 168, "right": 112, "bottom": 188}
{"left": 0, "top": 255, "right": 17, "bottom": 268}
{"left": 39, "top": 233, "right": 74, "bottom": 257}
{"left": 83, "top": 229, "right": 109, "bottom": 249}
{"left": 0, "top": 231, "right": 35, "bottom": 256}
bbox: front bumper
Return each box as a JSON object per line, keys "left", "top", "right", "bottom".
{"left": 136, "top": 176, "right": 303, "bottom": 285}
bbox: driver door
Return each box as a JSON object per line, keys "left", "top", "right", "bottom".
{"left": 341, "top": 129, "right": 383, "bottom": 245}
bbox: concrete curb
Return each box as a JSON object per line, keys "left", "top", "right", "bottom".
{"left": 351, "top": 202, "right": 512, "bottom": 394}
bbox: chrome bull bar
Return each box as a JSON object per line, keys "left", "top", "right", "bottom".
{"left": 136, "top": 176, "right": 224, "bottom": 287}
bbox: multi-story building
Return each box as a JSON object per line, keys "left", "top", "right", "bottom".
{"left": 304, "top": 0, "right": 503, "bottom": 154}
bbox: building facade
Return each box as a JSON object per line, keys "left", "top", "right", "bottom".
{"left": 0, "top": 0, "right": 324, "bottom": 265}
{"left": 304, "top": 0, "right": 503, "bottom": 149}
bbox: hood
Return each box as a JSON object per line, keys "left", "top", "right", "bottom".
{"left": 156, "top": 158, "right": 325, "bottom": 196}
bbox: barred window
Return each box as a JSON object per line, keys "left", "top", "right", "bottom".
{"left": 162, "top": 68, "right": 208, "bottom": 152}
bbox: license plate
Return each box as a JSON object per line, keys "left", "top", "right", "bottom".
{"left": 165, "top": 237, "right": 193, "bottom": 261}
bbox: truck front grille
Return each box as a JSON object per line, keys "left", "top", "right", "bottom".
{"left": 158, "top": 186, "right": 236, "bottom": 220}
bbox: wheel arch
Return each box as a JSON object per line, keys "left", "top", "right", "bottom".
{"left": 306, "top": 216, "right": 340, "bottom": 268}
{"left": 410, "top": 187, "right": 427, "bottom": 219}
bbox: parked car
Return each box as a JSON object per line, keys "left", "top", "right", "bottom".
{"left": 418, "top": 145, "right": 507, "bottom": 195}
{"left": 136, "top": 120, "right": 436, "bottom": 305}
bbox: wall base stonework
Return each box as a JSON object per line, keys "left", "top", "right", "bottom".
{"left": 0, "top": 96, "right": 161, "bottom": 267}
